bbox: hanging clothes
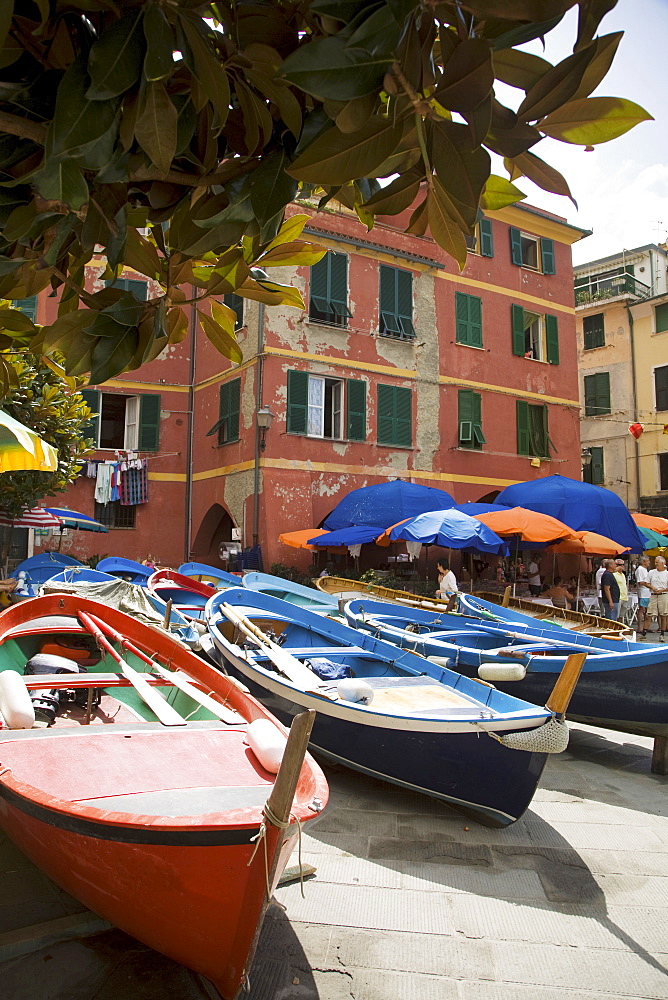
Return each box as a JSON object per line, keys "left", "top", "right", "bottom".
{"left": 94, "top": 463, "right": 113, "bottom": 504}
{"left": 119, "top": 459, "right": 149, "bottom": 505}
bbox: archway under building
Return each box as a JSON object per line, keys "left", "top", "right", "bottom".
{"left": 476, "top": 489, "right": 500, "bottom": 503}
{"left": 191, "top": 503, "right": 239, "bottom": 569}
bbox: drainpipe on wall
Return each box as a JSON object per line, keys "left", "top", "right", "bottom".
{"left": 627, "top": 303, "right": 641, "bottom": 508}
{"left": 252, "top": 302, "right": 266, "bottom": 548}
{"left": 184, "top": 288, "right": 197, "bottom": 562}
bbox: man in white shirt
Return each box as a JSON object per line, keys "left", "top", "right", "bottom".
{"left": 595, "top": 562, "right": 607, "bottom": 614}
{"left": 648, "top": 555, "right": 668, "bottom": 640}
{"left": 527, "top": 557, "right": 541, "bottom": 596}
{"left": 635, "top": 555, "right": 651, "bottom": 636}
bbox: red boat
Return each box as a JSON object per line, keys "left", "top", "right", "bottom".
{"left": 147, "top": 568, "right": 224, "bottom": 620}
{"left": 0, "top": 595, "right": 327, "bottom": 998}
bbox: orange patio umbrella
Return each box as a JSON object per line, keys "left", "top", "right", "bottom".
{"left": 473, "top": 507, "right": 577, "bottom": 542}
{"left": 375, "top": 519, "right": 411, "bottom": 547}
{"left": 631, "top": 512, "right": 668, "bottom": 534}
{"left": 278, "top": 529, "right": 346, "bottom": 553}
{"left": 546, "top": 530, "right": 630, "bottom": 555}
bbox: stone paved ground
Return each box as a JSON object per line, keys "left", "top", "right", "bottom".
{"left": 1, "top": 722, "right": 667, "bottom": 1000}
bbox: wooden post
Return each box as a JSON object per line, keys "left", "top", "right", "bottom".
{"left": 501, "top": 586, "right": 511, "bottom": 608}
{"left": 265, "top": 709, "right": 315, "bottom": 829}
{"left": 163, "top": 598, "right": 173, "bottom": 630}
{"left": 651, "top": 735, "right": 668, "bottom": 775}
{"left": 545, "top": 652, "right": 587, "bottom": 719}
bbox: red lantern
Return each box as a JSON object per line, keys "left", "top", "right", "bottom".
{"left": 629, "top": 422, "right": 644, "bottom": 439}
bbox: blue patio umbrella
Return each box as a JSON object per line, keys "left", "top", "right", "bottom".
{"left": 446, "top": 502, "right": 502, "bottom": 516}
{"left": 308, "top": 525, "right": 386, "bottom": 547}
{"left": 323, "top": 481, "right": 454, "bottom": 531}
{"left": 493, "top": 475, "right": 646, "bottom": 552}
{"left": 637, "top": 526, "right": 668, "bottom": 550}
{"left": 44, "top": 507, "right": 108, "bottom": 532}
{"left": 387, "top": 509, "right": 508, "bottom": 554}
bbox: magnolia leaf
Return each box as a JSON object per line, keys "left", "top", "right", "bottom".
{"left": 460, "top": 1, "right": 573, "bottom": 17}
{"left": 124, "top": 227, "right": 162, "bottom": 281}
{"left": 262, "top": 214, "right": 311, "bottom": 254}
{"left": 571, "top": 32, "right": 623, "bottom": 101}
{"left": 0, "top": 3, "right": 13, "bottom": 53}
{"left": 575, "top": 0, "right": 618, "bottom": 50}
{"left": 258, "top": 240, "right": 327, "bottom": 267}
{"left": 336, "top": 93, "right": 379, "bottom": 133}
{"left": 143, "top": 4, "right": 175, "bottom": 82}
{"left": 49, "top": 56, "right": 121, "bottom": 157}
{"left": 280, "top": 36, "right": 390, "bottom": 101}
{"left": 89, "top": 325, "right": 140, "bottom": 383}
{"left": 540, "top": 97, "right": 653, "bottom": 144}
{"left": 364, "top": 172, "right": 422, "bottom": 216}
{"left": 39, "top": 354, "right": 77, "bottom": 390}
{"left": 0, "top": 308, "right": 36, "bottom": 333}
{"left": 198, "top": 308, "right": 243, "bottom": 364}
{"left": 480, "top": 174, "right": 527, "bottom": 210}
{"left": 35, "top": 160, "right": 89, "bottom": 211}
{"left": 517, "top": 41, "right": 600, "bottom": 122}
{"left": 288, "top": 117, "right": 403, "bottom": 185}
{"left": 430, "top": 121, "right": 490, "bottom": 230}
{"left": 135, "top": 81, "right": 178, "bottom": 175}
{"left": 245, "top": 68, "right": 303, "bottom": 138}
{"left": 179, "top": 12, "right": 230, "bottom": 126}
{"left": 237, "top": 276, "right": 304, "bottom": 308}
{"left": 493, "top": 48, "right": 552, "bottom": 91}
{"left": 249, "top": 150, "right": 298, "bottom": 227}
{"left": 87, "top": 7, "right": 145, "bottom": 100}
{"left": 434, "top": 38, "right": 494, "bottom": 114}
{"left": 506, "top": 151, "right": 576, "bottom": 205}
{"left": 166, "top": 306, "right": 189, "bottom": 344}
{"left": 40, "top": 310, "right": 93, "bottom": 354}
{"left": 427, "top": 180, "right": 467, "bottom": 270}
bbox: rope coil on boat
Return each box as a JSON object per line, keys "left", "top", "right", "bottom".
{"left": 247, "top": 804, "right": 305, "bottom": 898}
{"left": 486, "top": 716, "right": 569, "bottom": 754}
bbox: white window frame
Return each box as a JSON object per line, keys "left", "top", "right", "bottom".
{"left": 306, "top": 375, "right": 344, "bottom": 440}
{"left": 518, "top": 232, "right": 541, "bottom": 270}
{"left": 523, "top": 311, "right": 547, "bottom": 362}
{"left": 98, "top": 393, "right": 140, "bottom": 450}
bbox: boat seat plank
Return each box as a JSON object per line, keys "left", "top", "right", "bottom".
{"left": 253, "top": 645, "right": 370, "bottom": 659}
{"left": 367, "top": 685, "right": 476, "bottom": 713}
{"left": 78, "top": 784, "right": 271, "bottom": 816}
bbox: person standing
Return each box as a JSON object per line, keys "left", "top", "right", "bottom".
{"left": 647, "top": 555, "right": 668, "bottom": 640}
{"left": 600, "top": 559, "right": 620, "bottom": 621}
{"left": 613, "top": 559, "right": 629, "bottom": 622}
{"left": 635, "top": 555, "right": 651, "bottom": 636}
{"left": 595, "top": 560, "right": 607, "bottom": 614}
{"left": 436, "top": 560, "right": 458, "bottom": 612}
{"left": 527, "top": 556, "right": 541, "bottom": 596}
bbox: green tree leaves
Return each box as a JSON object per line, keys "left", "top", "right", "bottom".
{"left": 0, "top": 0, "right": 653, "bottom": 382}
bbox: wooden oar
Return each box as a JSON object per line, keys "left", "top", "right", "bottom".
{"left": 77, "top": 612, "right": 186, "bottom": 727}
{"left": 545, "top": 651, "right": 587, "bottom": 719}
{"left": 86, "top": 613, "right": 243, "bottom": 724}
{"left": 221, "top": 603, "right": 325, "bottom": 690}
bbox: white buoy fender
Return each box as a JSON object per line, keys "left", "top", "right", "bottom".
{"left": 478, "top": 663, "right": 527, "bottom": 682}
{"left": 0, "top": 671, "right": 35, "bottom": 729}
{"left": 336, "top": 678, "right": 374, "bottom": 705}
{"left": 246, "top": 718, "right": 288, "bottom": 773}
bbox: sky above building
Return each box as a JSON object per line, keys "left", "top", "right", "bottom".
{"left": 500, "top": 0, "right": 666, "bottom": 266}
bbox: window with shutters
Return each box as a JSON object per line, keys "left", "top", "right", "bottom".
{"left": 309, "top": 252, "right": 352, "bottom": 327}
{"left": 659, "top": 454, "right": 668, "bottom": 491}
{"left": 286, "top": 370, "right": 366, "bottom": 441}
{"left": 223, "top": 293, "right": 244, "bottom": 330}
{"left": 583, "top": 313, "right": 605, "bottom": 350}
{"left": 655, "top": 303, "right": 668, "bottom": 335}
{"left": 377, "top": 384, "right": 412, "bottom": 447}
{"left": 655, "top": 365, "right": 668, "bottom": 411}
{"left": 583, "top": 372, "right": 611, "bottom": 416}
{"left": 15, "top": 296, "right": 37, "bottom": 321}
{"left": 379, "top": 265, "right": 415, "bottom": 339}
{"left": 94, "top": 500, "right": 137, "bottom": 529}
{"left": 511, "top": 305, "right": 559, "bottom": 363}
{"left": 455, "top": 292, "right": 483, "bottom": 347}
{"left": 464, "top": 219, "right": 494, "bottom": 257}
{"left": 105, "top": 277, "right": 148, "bottom": 300}
{"left": 509, "top": 229, "right": 556, "bottom": 274}
{"left": 80, "top": 390, "right": 161, "bottom": 451}
{"left": 458, "top": 390, "right": 485, "bottom": 449}
{"left": 206, "top": 378, "right": 240, "bottom": 444}
{"left": 583, "top": 446, "right": 604, "bottom": 485}
{"left": 516, "top": 401, "right": 553, "bottom": 458}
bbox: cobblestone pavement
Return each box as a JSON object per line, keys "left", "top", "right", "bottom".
{"left": 1, "top": 722, "right": 666, "bottom": 1000}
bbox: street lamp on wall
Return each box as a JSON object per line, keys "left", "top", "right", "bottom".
{"left": 257, "top": 406, "right": 274, "bottom": 451}
{"left": 581, "top": 447, "right": 592, "bottom": 481}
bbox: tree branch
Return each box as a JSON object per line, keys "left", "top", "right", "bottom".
{"left": 0, "top": 110, "right": 48, "bottom": 144}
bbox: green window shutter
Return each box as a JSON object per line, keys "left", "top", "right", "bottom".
{"left": 583, "top": 313, "right": 605, "bottom": 349}
{"left": 456, "top": 293, "right": 482, "bottom": 347}
{"left": 584, "top": 375, "right": 596, "bottom": 416}
{"left": 516, "top": 400, "right": 530, "bottom": 455}
{"left": 510, "top": 227, "right": 523, "bottom": 265}
{"left": 379, "top": 264, "right": 399, "bottom": 333}
{"left": 397, "top": 268, "right": 414, "bottom": 338}
{"left": 106, "top": 278, "right": 148, "bottom": 300}
{"left": 511, "top": 304, "right": 526, "bottom": 356}
{"left": 310, "top": 256, "right": 328, "bottom": 312}
{"left": 217, "top": 378, "right": 240, "bottom": 443}
{"left": 346, "top": 379, "right": 366, "bottom": 441}
{"left": 224, "top": 293, "right": 244, "bottom": 329}
{"left": 597, "top": 372, "right": 610, "bottom": 414}
{"left": 472, "top": 391, "right": 485, "bottom": 446}
{"left": 310, "top": 253, "right": 349, "bottom": 324}
{"left": 584, "top": 373, "right": 609, "bottom": 416}
{"left": 541, "top": 238, "right": 556, "bottom": 274}
{"left": 16, "top": 296, "right": 37, "bottom": 321}
{"left": 479, "top": 219, "right": 494, "bottom": 257}
{"left": 529, "top": 404, "right": 548, "bottom": 457}
{"left": 655, "top": 365, "right": 668, "bottom": 410}
{"left": 287, "top": 369, "right": 309, "bottom": 434}
{"left": 545, "top": 314, "right": 559, "bottom": 365}
{"left": 329, "top": 252, "right": 348, "bottom": 319}
{"left": 590, "top": 446, "right": 604, "bottom": 485}
{"left": 378, "top": 385, "right": 412, "bottom": 447}
{"left": 655, "top": 302, "right": 668, "bottom": 334}
{"left": 80, "top": 388, "right": 100, "bottom": 446}
{"left": 458, "top": 389, "right": 474, "bottom": 445}
{"left": 138, "top": 394, "right": 161, "bottom": 451}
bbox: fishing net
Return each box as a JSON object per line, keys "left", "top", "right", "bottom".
{"left": 489, "top": 716, "right": 569, "bottom": 754}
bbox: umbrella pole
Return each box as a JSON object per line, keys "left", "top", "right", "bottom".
{"left": 58, "top": 529, "right": 64, "bottom": 552}
{"left": 513, "top": 538, "right": 519, "bottom": 598}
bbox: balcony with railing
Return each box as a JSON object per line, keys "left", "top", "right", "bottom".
{"left": 575, "top": 272, "right": 651, "bottom": 306}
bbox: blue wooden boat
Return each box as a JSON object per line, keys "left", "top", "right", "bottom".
{"left": 242, "top": 572, "right": 339, "bottom": 611}
{"left": 344, "top": 598, "right": 668, "bottom": 740}
{"left": 47, "top": 567, "right": 117, "bottom": 585}
{"left": 13, "top": 553, "right": 82, "bottom": 589}
{"left": 204, "top": 588, "right": 579, "bottom": 828}
{"left": 179, "top": 563, "right": 240, "bottom": 588}
{"left": 459, "top": 591, "right": 631, "bottom": 637}
{"left": 96, "top": 557, "right": 153, "bottom": 585}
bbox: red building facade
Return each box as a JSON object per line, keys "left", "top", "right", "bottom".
{"left": 29, "top": 201, "right": 588, "bottom": 570}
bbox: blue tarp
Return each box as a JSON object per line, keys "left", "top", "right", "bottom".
{"left": 323, "top": 481, "right": 455, "bottom": 531}
{"left": 308, "top": 525, "right": 385, "bottom": 547}
{"left": 494, "top": 475, "right": 647, "bottom": 552}
{"left": 388, "top": 509, "right": 508, "bottom": 554}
